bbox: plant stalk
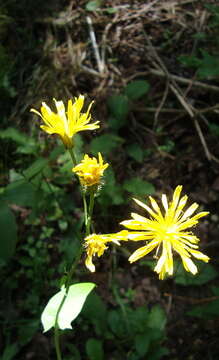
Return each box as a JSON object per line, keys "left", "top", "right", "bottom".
{"left": 54, "top": 148, "right": 95, "bottom": 360}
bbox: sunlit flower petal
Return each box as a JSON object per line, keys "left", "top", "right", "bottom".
{"left": 72, "top": 152, "right": 109, "bottom": 187}
{"left": 121, "top": 186, "right": 210, "bottom": 279}
{"left": 84, "top": 231, "right": 128, "bottom": 272}
{"left": 31, "top": 95, "right": 99, "bottom": 148}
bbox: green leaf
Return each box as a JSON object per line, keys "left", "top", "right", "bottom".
{"left": 125, "top": 80, "right": 150, "bottom": 100}
{"left": 86, "top": 0, "right": 102, "bottom": 11}
{"left": 108, "top": 309, "right": 126, "bottom": 338}
{"left": 127, "top": 143, "right": 144, "bottom": 163}
{"left": 174, "top": 262, "right": 217, "bottom": 286}
{"left": 18, "top": 319, "right": 40, "bottom": 346}
{"left": 23, "top": 158, "right": 48, "bottom": 181}
{"left": 41, "top": 283, "right": 95, "bottom": 332}
{"left": 90, "top": 134, "right": 123, "bottom": 155}
{"left": 2, "top": 180, "right": 36, "bottom": 207}
{"left": 135, "top": 333, "right": 150, "bottom": 356}
{"left": 178, "top": 55, "right": 201, "bottom": 68}
{"left": 107, "top": 95, "right": 129, "bottom": 128}
{"left": 97, "top": 167, "right": 124, "bottom": 206}
{"left": 148, "top": 347, "right": 169, "bottom": 360}
{"left": 187, "top": 299, "right": 219, "bottom": 319}
{"left": 0, "top": 201, "right": 17, "bottom": 261}
{"left": 86, "top": 338, "right": 104, "bottom": 360}
{"left": 147, "top": 305, "right": 166, "bottom": 330}
{"left": 105, "top": 7, "right": 117, "bottom": 14}
{"left": 197, "top": 51, "right": 219, "bottom": 79}
{"left": 0, "top": 127, "right": 37, "bottom": 154}
{"left": 82, "top": 292, "right": 107, "bottom": 335}
{"left": 123, "top": 177, "right": 155, "bottom": 197}
{"left": 209, "top": 122, "right": 219, "bottom": 137}
{"left": 1, "top": 343, "right": 19, "bottom": 360}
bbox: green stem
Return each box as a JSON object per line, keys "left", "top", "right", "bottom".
{"left": 54, "top": 245, "right": 83, "bottom": 360}
{"left": 54, "top": 326, "right": 62, "bottom": 360}
{"left": 68, "top": 147, "right": 77, "bottom": 166}
{"left": 83, "top": 192, "right": 88, "bottom": 227}
{"left": 86, "top": 190, "right": 95, "bottom": 237}
{"left": 54, "top": 149, "right": 96, "bottom": 360}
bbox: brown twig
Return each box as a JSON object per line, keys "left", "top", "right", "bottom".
{"left": 149, "top": 69, "right": 219, "bottom": 93}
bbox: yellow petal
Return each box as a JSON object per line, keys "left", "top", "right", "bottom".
{"left": 85, "top": 255, "right": 95, "bottom": 273}
{"left": 181, "top": 256, "right": 197, "bottom": 274}
{"left": 129, "top": 241, "right": 159, "bottom": 263}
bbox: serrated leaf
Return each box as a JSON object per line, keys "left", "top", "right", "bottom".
{"left": 86, "top": 338, "right": 104, "bottom": 360}
{"left": 125, "top": 80, "right": 150, "bottom": 100}
{"left": 0, "top": 201, "right": 17, "bottom": 261}
{"left": 90, "top": 134, "right": 123, "bottom": 155}
{"left": 41, "top": 283, "right": 95, "bottom": 332}
{"left": 174, "top": 262, "right": 217, "bottom": 286}
{"left": 123, "top": 177, "right": 155, "bottom": 197}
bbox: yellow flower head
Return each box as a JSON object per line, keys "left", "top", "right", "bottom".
{"left": 84, "top": 231, "right": 128, "bottom": 272}
{"left": 121, "top": 185, "right": 210, "bottom": 280}
{"left": 30, "top": 95, "right": 99, "bottom": 148}
{"left": 72, "top": 153, "right": 109, "bottom": 187}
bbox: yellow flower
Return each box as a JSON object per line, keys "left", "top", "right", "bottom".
{"left": 121, "top": 185, "right": 210, "bottom": 280}
{"left": 72, "top": 153, "right": 109, "bottom": 187}
{"left": 30, "top": 95, "right": 99, "bottom": 148}
{"left": 84, "top": 231, "right": 128, "bottom": 272}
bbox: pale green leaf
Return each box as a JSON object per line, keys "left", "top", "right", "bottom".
{"left": 86, "top": 1, "right": 102, "bottom": 11}
{"left": 41, "top": 283, "right": 95, "bottom": 332}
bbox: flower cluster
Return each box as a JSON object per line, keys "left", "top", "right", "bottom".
{"left": 31, "top": 95, "right": 210, "bottom": 280}
{"left": 84, "top": 231, "right": 128, "bottom": 272}
{"left": 72, "top": 153, "right": 109, "bottom": 187}
{"left": 85, "top": 186, "right": 209, "bottom": 279}
{"left": 31, "top": 95, "right": 99, "bottom": 149}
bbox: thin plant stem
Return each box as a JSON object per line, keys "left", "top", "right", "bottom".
{"left": 54, "top": 148, "right": 96, "bottom": 360}
{"left": 54, "top": 327, "right": 62, "bottom": 360}
{"left": 86, "top": 190, "right": 95, "bottom": 237}
{"left": 83, "top": 192, "right": 88, "bottom": 226}
{"left": 54, "top": 247, "right": 83, "bottom": 360}
{"left": 68, "top": 147, "right": 77, "bottom": 166}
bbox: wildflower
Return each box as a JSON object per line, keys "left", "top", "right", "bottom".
{"left": 30, "top": 95, "right": 99, "bottom": 149}
{"left": 72, "top": 153, "right": 109, "bottom": 187}
{"left": 84, "top": 231, "right": 128, "bottom": 272}
{"left": 120, "top": 185, "right": 210, "bottom": 280}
